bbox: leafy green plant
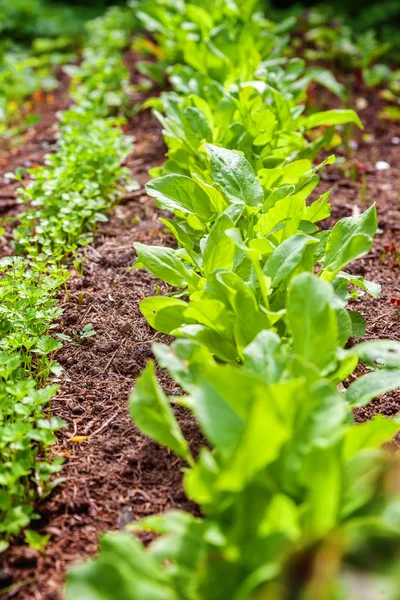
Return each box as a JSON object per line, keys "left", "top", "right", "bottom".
{"left": 134, "top": 146, "right": 378, "bottom": 359}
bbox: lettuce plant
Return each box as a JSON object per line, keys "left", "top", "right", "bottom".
{"left": 134, "top": 146, "right": 379, "bottom": 359}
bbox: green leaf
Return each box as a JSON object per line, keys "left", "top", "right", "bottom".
{"left": 152, "top": 340, "right": 215, "bottom": 392}
{"left": 34, "top": 336, "right": 62, "bottom": 355}
{"left": 216, "top": 384, "right": 293, "bottom": 492}
{"left": 335, "top": 307, "right": 352, "bottom": 347}
{"left": 183, "top": 106, "right": 213, "bottom": 148}
{"left": 322, "top": 204, "right": 377, "bottom": 279}
{"left": 344, "top": 415, "right": 400, "bottom": 459}
{"left": 204, "top": 144, "right": 264, "bottom": 207}
{"left": 304, "top": 109, "right": 363, "bottom": 130}
{"left": 353, "top": 340, "right": 400, "bottom": 368}
{"left": 134, "top": 243, "right": 198, "bottom": 288}
{"left": 346, "top": 370, "right": 400, "bottom": 407}
{"left": 24, "top": 530, "right": 50, "bottom": 552}
{"left": 184, "top": 299, "right": 233, "bottom": 337}
{"left": 145, "top": 175, "right": 212, "bottom": 220}
{"left": 302, "top": 191, "right": 331, "bottom": 223}
{"left": 287, "top": 274, "right": 338, "bottom": 371}
{"left": 264, "top": 233, "right": 318, "bottom": 286}
{"left": 303, "top": 446, "right": 341, "bottom": 538}
{"left": 307, "top": 67, "right": 346, "bottom": 99}
{"left": 140, "top": 296, "right": 191, "bottom": 334}
{"left": 242, "top": 330, "right": 286, "bottom": 384}
{"left": 191, "top": 372, "right": 246, "bottom": 457}
{"left": 129, "top": 362, "right": 191, "bottom": 462}
{"left": 341, "top": 450, "right": 385, "bottom": 519}
{"left": 202, "top": 213, "right": 235, "bottom": 275}
{"left": 172, "top": 324, "right": 238, "bottom": 363}
{"left": 349, "top": 311, "right": 366, "bottom": 338}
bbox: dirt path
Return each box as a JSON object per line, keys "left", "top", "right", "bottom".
{"left": 1, "top": 72, "right": 399, "bottom": 599}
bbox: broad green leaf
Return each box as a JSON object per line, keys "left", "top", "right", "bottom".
{"left": 202, "top": 213, "right": 235, "bottom": 275}
{"left": 299, "top": 381, "right": 348, "bottom": 451}
{"left": 322, "top": 204, "right": 377, "bottom": 279}
{"left": 184, "top": 299, "right": 233, "bottom": 337}
{"left": 341, "top": 450, "right": 385, "bottom": 519}
{"left": 256, "top": 178, "right": 318, "bottom": 241}
{"left": 258, "top": 160, "right": 312, "bottom": 189}
{"left": 304, "top": 109, "right": 363, "bottom": 130}
{"left": 334, "top": 308, "right": 352, "bottom": 347}
{"left": 346, "top": 370, "right": 400, "bottom": 407}
{"left": 129, "top": 362, "right": 191, "bottom": 462}
{"left": 184, "top": 448, "right": 219, "bottom": 505}
{"left": 307, "top": 67, "right": 345, "bottom": 99}
{"left": 264, "top": 233, "right": 317, "bottom": 286}
{"left": 159, "top": 219, "right": 194, "bottom": 254}
{"left": 183, "top": 106, "right": 213, "bottom": 148}
{"left": 134, "top": 243, "right": 198, "bottom": 288}
{"left": 349, "top": 311, "right": 366, "bottom": 338}
{"left": 303, "top": 446, "right": 341, "bottom": 538}
{"left": 152, "top": 340, "right": 215, "bottom": 392}
{"left": 140, "top": 296, "right": 191, "bottom": 334}
{"left": 354, "top": 340, "right": 400, "bottom": 368}
{"left": 334, "top": 271, "right": 381, "bottom": 299}
{"left": 173, "top": 324, "right": 238, "bottom": 363}
{"left": 204, "top": 144, "right": 264, "bottom": 207}
{"left": 242, "top": 330, "right": 286, "bottom": 384}
{"left": 145, "top": 175, "right": 213, "bottom": 219}
{"left": 191, "top": 372, "right": 248, "bottom": 456}
{"left": 287, "top": 274, "right": 338, "bottom": 371}
{"left": 302, "top": 191, "right": 331, "bottom": 223}
{"left": 344, "top": 415, "right": 400, "bottom": 459}
{"left": 216, "top": 388, "right": 292, "bottom": 492}
{"left": 192, "top": 175, "right": 228, "bottom": 213}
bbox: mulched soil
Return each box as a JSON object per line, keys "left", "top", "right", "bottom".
{"left": 1, "top": 59, "right": 400, "bottom": 599}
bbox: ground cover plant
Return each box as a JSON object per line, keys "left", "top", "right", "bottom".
{"left": 64, "top": 0, "right": 400, "bottom": 598}
{"left": 0, "top": 6, "right": 136, "bottom": 551}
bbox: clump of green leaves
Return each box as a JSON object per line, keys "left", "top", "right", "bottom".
{"left": 134, "top": 146, "right": 378, "bottom": 360}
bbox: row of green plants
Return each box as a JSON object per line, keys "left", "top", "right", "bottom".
{"left": 66, "top": 0, "right": 400, "bottom": 598}
{"left": 0, "top": 7, "right": 135, "bottom": 552}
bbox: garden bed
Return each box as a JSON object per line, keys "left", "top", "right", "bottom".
{"left": 0, "top": 52, "right": 399, "bottom": 596}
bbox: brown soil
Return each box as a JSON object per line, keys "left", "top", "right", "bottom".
{"left": 0, "top": 64, "right": 400, "bottom": 599}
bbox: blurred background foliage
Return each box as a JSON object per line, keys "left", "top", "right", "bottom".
{"left": 0, "top": 0, "right": 123, "bottom": 41}
{"left": 1, "top": 0, "right": 398, "bottom": 46}
{"left": 266, "top": 1, "right": 400, "bottom": 60}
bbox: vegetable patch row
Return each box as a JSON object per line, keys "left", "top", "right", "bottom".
{"left": 0, "top": 8, "right": 136, "bottom": 551}
{"left": 66, "top": 1, "right": 400, "bottom": 599}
